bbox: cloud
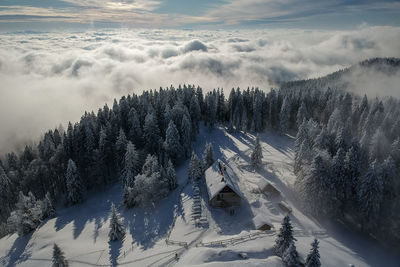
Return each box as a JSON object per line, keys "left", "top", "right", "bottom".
{"left": 182, "top": 40, "right": 208, "bottom": 53}
{"left": 0, "top": 27, "right": 399, "bottom": 153}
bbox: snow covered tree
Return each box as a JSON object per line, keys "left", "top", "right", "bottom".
{"left": 66, "top": 159, "right": 84, "bottom": 205}
{"left": 115, "top": 128, "right": 128, "bottom": 168}
{"left": 250, "top": 136, "right": 263, "bottom": 168}
{"left": 296, "top": 101, "right": 307, "bottom": 129}
{"left": 108, "top": 203, "right": 125, "bottom": 242}
{"left": 143, "top": 112, "right": 161, "bottom": 154}
{"left": 181, "top": 114, "right": 192, "bottom": 157}
{"left": 189, "top": 95, "right": 201, "bottom": 137}
{"left": 332, "top": 148, "right": 346, "bottom": 210}
{"left": 121, "top": 142, "right": 140, "bottom": 187}
{"left": 280, "top": 96, "right": 291, "bottom": 133}
{"left": 203, "top": 142, "right": 214, "bottom": 170}
{"left": 274, "top": 215, "right": 296, "bottom": 257}
{"left": 189, "top": 152, "right": 203, "bottom": 181}
{"left": 298, "top": 151, "right": 334, "bottom": 216}
{"left": 166, "top": 160, "right": 178, "bottom": 190}
{"left": 0, "top": 165, "right": 12, "bottom": 221}
{"left": 128, "top": 107, "right": 142, "bottom": 147}
{"left": 14, "top": 191, "right": 42, "bottom": 236}
{"left": 42, "top": 192, "right": 55, "bottom": 218}
{"left": 164, "top": 120, "right": 182, "bottom": 163}
{"left": 357, "top": 161, "right": 383, "bottom": 231}
{"left": 305, "top": 239, "right": 321, "bottom": 267}
{"left": 52, "top": 243, "right": 68, "bottom": 267}
{"left": 344, "top": 142, "right": 361, "bottom": 203}
{"left": 282, "top": 242, "right": 300, "bottom": 267}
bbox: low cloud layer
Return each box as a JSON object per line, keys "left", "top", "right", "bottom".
{"left": 0, "top": 26, "right": 400, "bottom": 154}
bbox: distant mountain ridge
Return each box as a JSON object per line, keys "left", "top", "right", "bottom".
{"left": 280, "top": 57, "right": 400, "bottom": 93}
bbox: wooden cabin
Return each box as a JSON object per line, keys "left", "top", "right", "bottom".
{"left": 252, "top": 214, "right": 273, "bottom": 231}
{"left": 258, "top": 179, "right": 281, "bottom": 197}
{"left": 205, "top": 160, "right": 241, "bottom": 207}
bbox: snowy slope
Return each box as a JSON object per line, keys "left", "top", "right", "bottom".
{"left": 0, "top": 125, "right": 399, "bottom": 267}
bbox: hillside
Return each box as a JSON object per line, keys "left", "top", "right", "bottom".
{"left": 1, "top": 125, "right": 398, "bottom": 267}
{"left": 280, "top": 57, "right": 400, "bottom": 96}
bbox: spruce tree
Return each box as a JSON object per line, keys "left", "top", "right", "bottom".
{"left": 0, "top": 165, "right": 11, "bottom": 221}
{"left": 282, "top": 242, "right": 300, "bottom": 267}
{"left": 121, "top": 142, "right": 140, "bottom": 187}
{"left": 164, "top": 120, "right": 183, "bottom": 163}
{"left": 166, "top": 160, "right": 178, "bottom": 190}
{"left": 357, "top": 161, "right": 383, "bottom": 230}
{"left": 250, "top": 136, "right": 263, "bottom": 168}
{"left": 305, "top": 239, "right": 321, "bottom": 267}
{"left": 66, "top": 159, "right": 84, "bottom": 205}
{"left": 274, "top": 215, "right": 296, "bottom": 256}
{"left": 52, "top": 243, "right": 68, "bottom": 267}
{"left": 181, "top": 114, "right": 192, "bottom": 157}
{"left": 203, "top": 142, "right": 215, "bottom": 170}
{"left": 280, "top": 96, "right": 291, "bottom": 133}
{"left": 296, "top": 101, "right": 307, "bottom": 129}
{"left": 143, "top": 112, "right": 161, "bottom": 154}
{"left": 189, "top": 152, "right": 203, "bottom": 181}
{"left": 109, "top": 203, "right": 125, "bottom": 242}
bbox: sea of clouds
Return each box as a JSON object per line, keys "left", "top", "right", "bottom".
{"left": 0, "top": 26, "right": 400, "bottom": 153}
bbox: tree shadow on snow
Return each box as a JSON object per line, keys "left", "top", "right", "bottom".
{"left": 54, "top": 184, "right": 121, "bottom": 241}
{"left": 194, "top": 124, "right": 254, "bottom": 163}
{"left": 0, "top": 232, "right": 33, "bottom": 267}
{"left": 125, "top": 197, "right": 175, "bottom": 250}
{"left": 108, "top": 239, "right": 122, "bottom": 267}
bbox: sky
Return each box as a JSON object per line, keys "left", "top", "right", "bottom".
{"left": 0, "top": 1, "right": 399, "bottom": 153}
{"left": 0, "top": 0, "right": 400, "bottom": 30}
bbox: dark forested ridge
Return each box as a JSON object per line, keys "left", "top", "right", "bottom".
{"left": 0, "top": 58, "right": 399, "bottom": 246}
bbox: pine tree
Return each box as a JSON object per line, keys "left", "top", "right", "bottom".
{"left": 357, "top": 161, "right": 383, "bottom": 230}
{"left": 181, "top": 114, "right": 192, "bottom": 157}
{"left": 332, "top": 148, "right": 346, "bottom": 211}
{"left": 305, "top": 239, "right": 321, "bottom": 267}
{"left": 143, "top": 112, "right": 161, "bottom": 154}
{"left": 274, "top": 215, "right": 296, "bottom": 256}
{"left": 66, "top": 159, "right": 84, "bottom": 205}
{"left": 14, "top": 191, "right": 42, "bottom": 236}
{"left": 115, "top": 128, "right": 128, "bottom": 168}
{"left": 280, "top": 96, "right": 291, "bottom": 133}
{"left": 282, "top": 241, "right": 300, "bottom": 267}
{"left": 189, "top": 152, "right": 203, "bottom": 181}
{"left": 164, "top": 120, "right": 183, "bottom": 163}
{"left": 0, "top": 165, "right": 11, "bottom": 221}
{"left": 52, "top": 243, "right": 68, "bottom": 267}
{"left": 128, "top": 107, "right": 142, "bottom": 147}
{"left": 250, "top": 136, "right": 263, "bottom": 168}
{"left": 42, "top": 192, "right": 55, "bottom": 218}
{"left": 203, "top": 142, "right": 214, "bottom": 170}
{"left": 121, "top": 142, "right": 140, "bottom": 187}
{"left": 166, "top": 160, "right": 178, "bottom": 190}
{"left": 300, "top": 152, "right": 334, "bottom": 215}
{"left": 296, "top": 101, "right": 307, "bottom": 129}
{"left": 109, "top": 203, "right": 125, "bottom": 242}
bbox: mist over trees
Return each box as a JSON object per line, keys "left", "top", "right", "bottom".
{"left": 0, "top": 59, "right": 399, "bottom": 244}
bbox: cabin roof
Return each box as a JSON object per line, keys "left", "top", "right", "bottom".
{"left": 257, "top": 179, "right": 280, "bottom": 192}
{"left": 252, "top": 213, "right": 273, "bottom": 229}
{"left": 204, "top": 160, "right": 241, "bottom": 201}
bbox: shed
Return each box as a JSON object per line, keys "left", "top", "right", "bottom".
{"left": 252, "top": 214, "right": 273, "bottom": 231}
{"left": 258, "top": 179, "right": 281, "bottom": 197}
{"left": 205, "top": 160, "right": 242, "bottom": 207}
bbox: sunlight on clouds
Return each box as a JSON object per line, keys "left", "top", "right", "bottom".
{"left": 0, "top": 27, "right": 399, "bottom": 153}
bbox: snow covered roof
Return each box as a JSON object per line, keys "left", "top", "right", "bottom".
{"left": 258, "top": 179, "right": 276, "bottom": 190}
{"left": 252, "top": 213, "right": 273, "bottom": 229}
{"left": 204, "top": 160, "right": 241, "bottom": 201}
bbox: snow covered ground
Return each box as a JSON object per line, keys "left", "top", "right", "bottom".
{"left": 0, "top": 125, "right": 399, "bottom": 266}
